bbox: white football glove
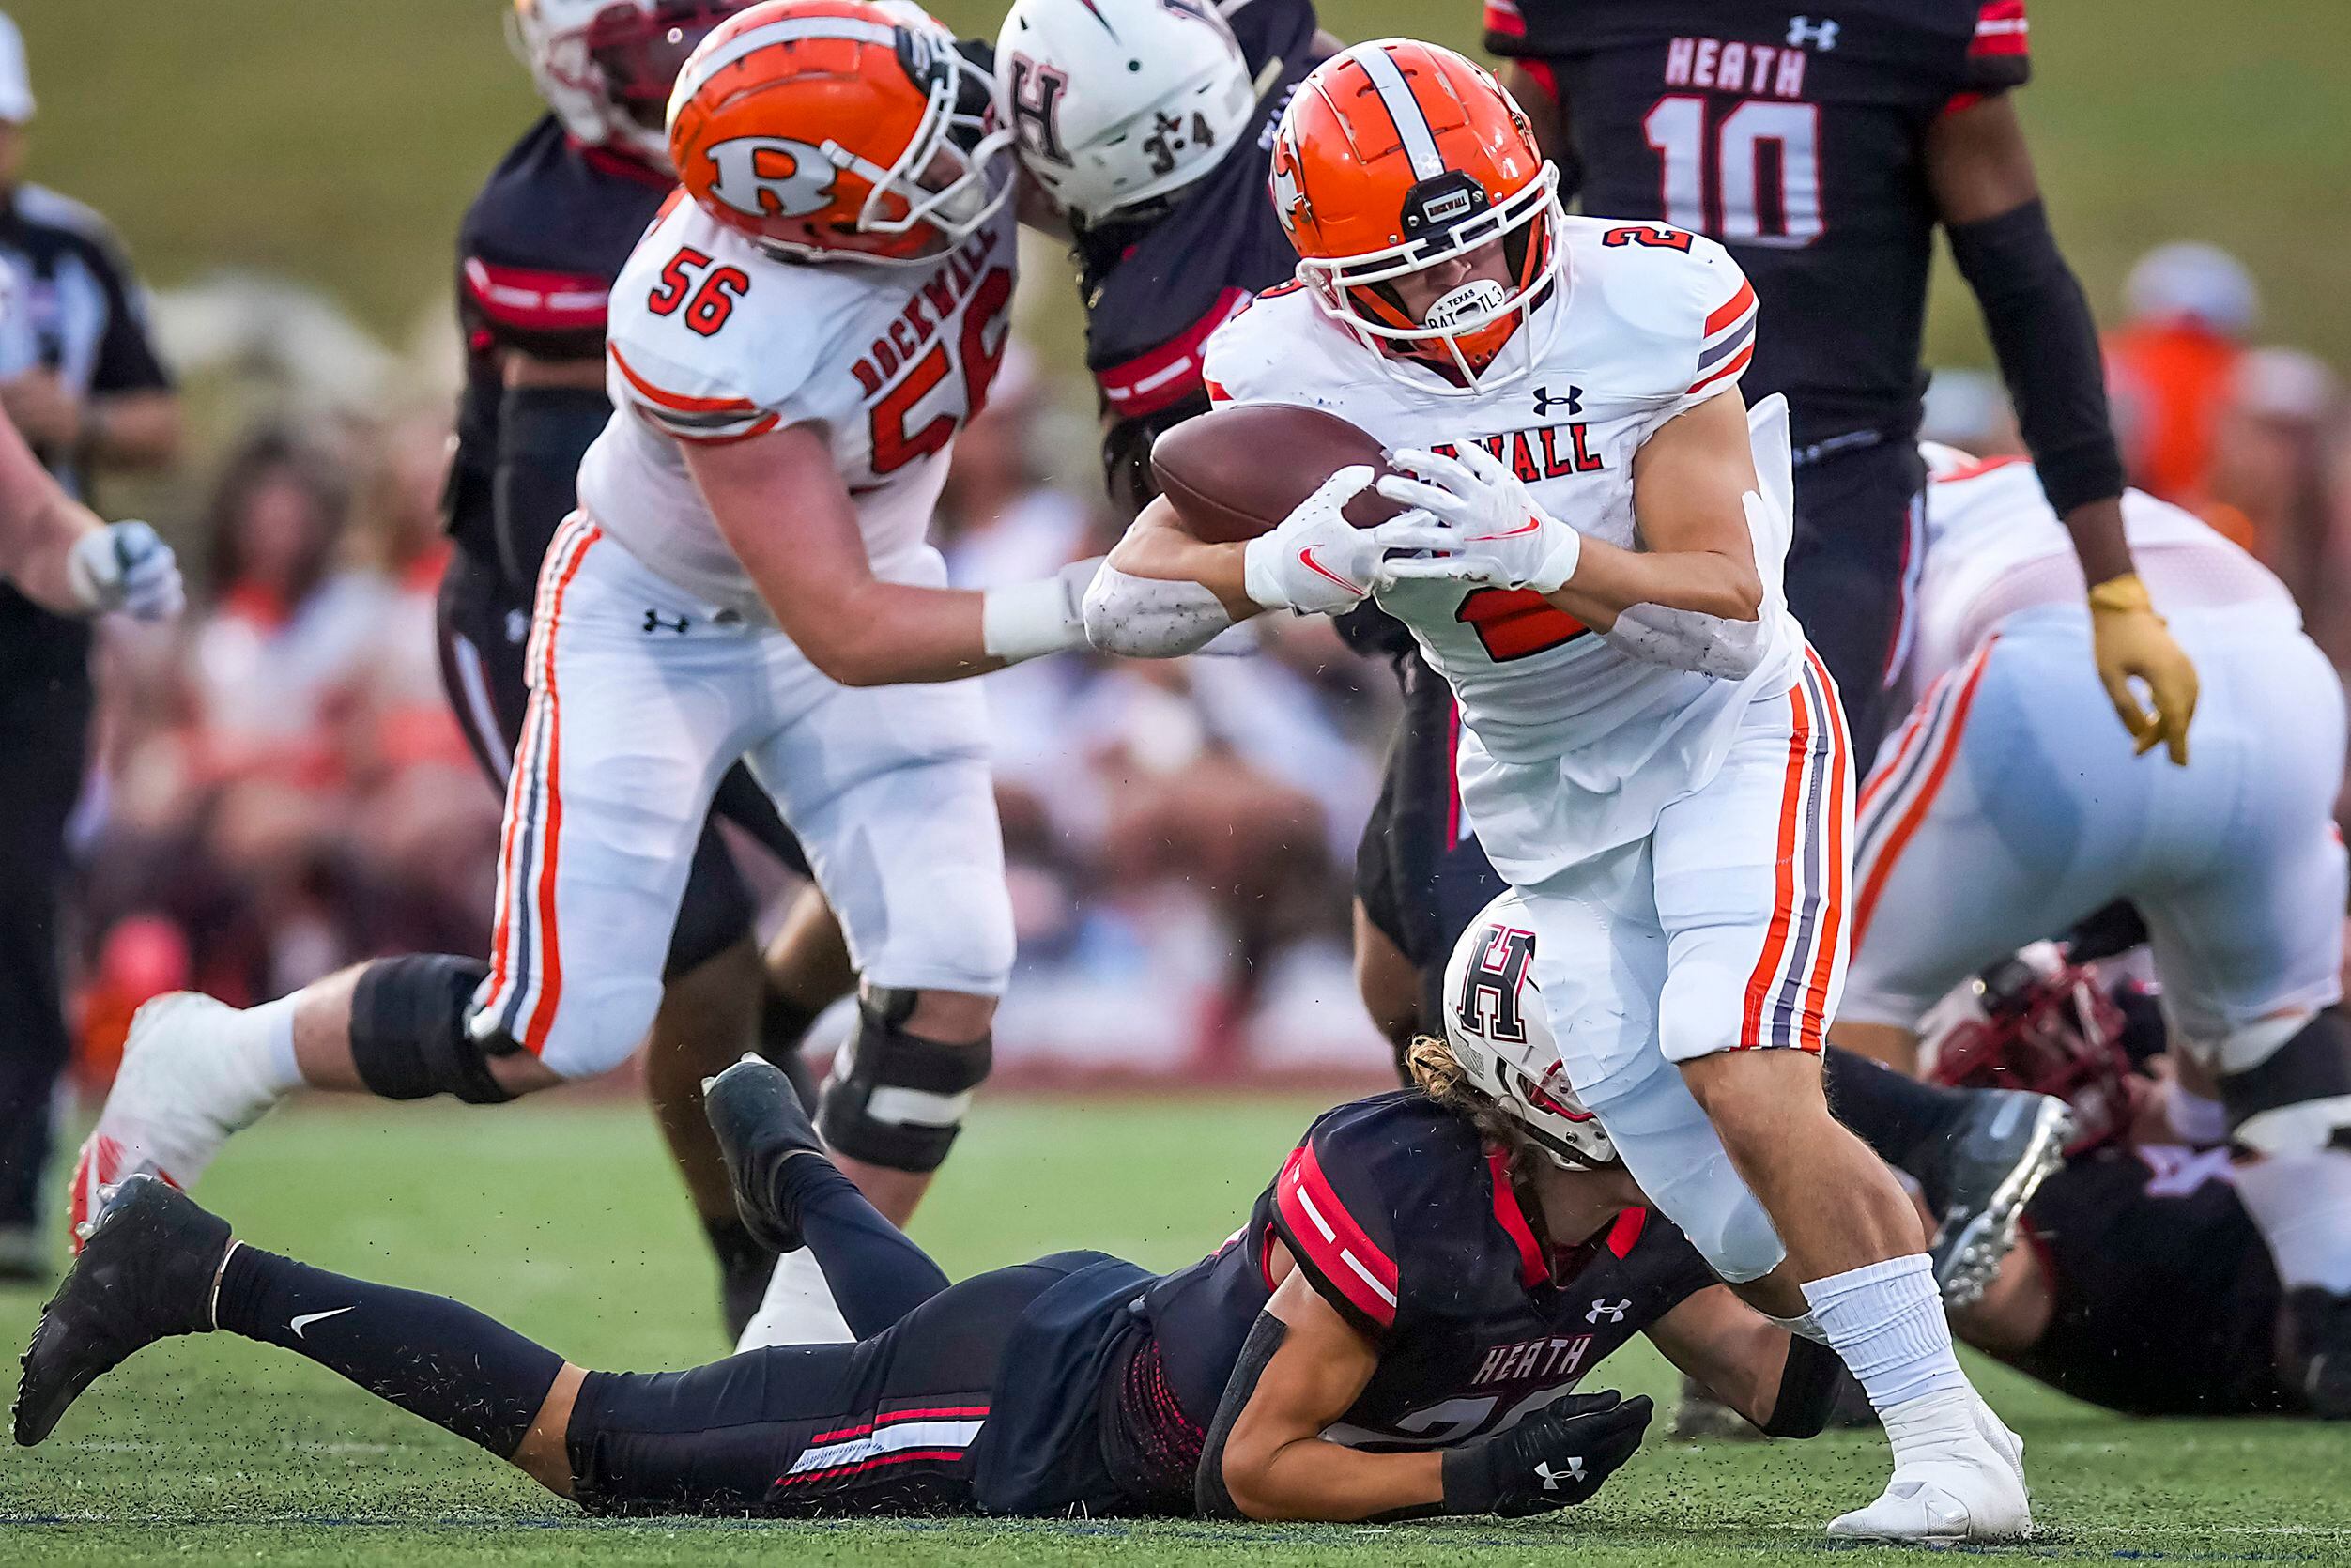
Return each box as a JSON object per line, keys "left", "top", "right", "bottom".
{"left": 1375, "top": 442, "right": 1582, "bottom": 594}
{"left": 67, "top": 519, "right": 184, "bottom": 623}
{"left": 1241, "top": 465, "right": 1456, "bottom": 615}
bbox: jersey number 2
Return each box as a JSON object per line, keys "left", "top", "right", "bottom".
{"left": 868, "top": 265, "right": 1015, "bottom": 475}
{"left": 647, "top": 247, "right": 749, "bottom": 337}
{"left": 1642, "top": 97, "right": 1823, "bottom": 248}
{"left": 1457, "top": 588, "right": 1587, "bottom": 662}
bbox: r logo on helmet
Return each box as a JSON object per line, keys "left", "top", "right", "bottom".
{"left": 701, "top": 136, "right": 839, "bottom": 219}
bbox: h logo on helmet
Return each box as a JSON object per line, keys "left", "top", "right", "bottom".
{"left": 1458, "top": 924, "right": 1536, "bottom": 1043}
{"left": 702, "top": 136, "right": 839, "bottom": 218}
{"left": 1004, "top": 57, "right": 1073, "bottom": 166}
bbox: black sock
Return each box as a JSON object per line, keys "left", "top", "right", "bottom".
{"left": 214, "top": 1244, "right": 564, "bottom": 1457}
{"left": 784, "top": 1159, "right": 949, "bottom": 1339}
{"left": 1821, "top": 1046, "right": 1971, "bottom": 1176}
{"left": 704, "top": 1217, "right": 776, "bottom": 1342}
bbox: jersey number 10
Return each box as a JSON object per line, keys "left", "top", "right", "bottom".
{"left": 1641, "top": 97, "right": 1822, "bottom": 248}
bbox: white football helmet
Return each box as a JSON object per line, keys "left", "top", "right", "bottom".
{"left": 509, "top": 0, "right": 748, "bottom": 169}
{"left": 1442, "top": 894, "right": 1618, "bottom": 1169}
{"left": 994, "top": 0, "right": 1258, "bottom": 226}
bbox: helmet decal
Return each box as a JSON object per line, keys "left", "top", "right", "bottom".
{"left": 1003, "top": 56, "right": 1075, "bottom": 166}
{"left": 1455, "top": 924, "right": 1535, "bottom": 1044}
{"left": 700, "top": 136, "right": 840, "bottom": 218}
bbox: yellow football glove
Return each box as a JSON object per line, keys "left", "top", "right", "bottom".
{"left": 2088, "top": 574, "right": 2199, "bottom": 765}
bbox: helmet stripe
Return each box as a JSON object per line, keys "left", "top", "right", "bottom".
{"left": 674, "top": 14, "right": 898, "bottom": 104}
{"left": 1352, "top": 45, "right": 1446, "bottom": 181}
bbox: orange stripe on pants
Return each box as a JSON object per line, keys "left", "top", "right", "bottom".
{"left": 1740, "top": 673, "right": 1818, "bottom": 1045}
{"left": 1852, "top": 639, "right": 1995, "bottom": 947}
{"left": 516, "top": 525, "right": 601, "bottom": 1055}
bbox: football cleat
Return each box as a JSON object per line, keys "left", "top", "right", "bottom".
{"left": 16, "top": 1175, "right": 230, "bottom": 1446}
{"left": 68, "top": 993, "right": 284, "bottom": 1254}
{"left": 1827, "top": 1437, "right": 2032, "bottom": 1542}
{"left": 1920, "top": 1090, "right": 2073, "bottom": 1308}
{"left": 702, "top": 1054, "right": 834, "bottom": 1254}
{"left": 2287, "top": 1286, "right": 2351, "bottom": 1419}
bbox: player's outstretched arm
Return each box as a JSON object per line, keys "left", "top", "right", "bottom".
{"left": 1086, "top": 481, "right": 1452, "bottom": 656}
{"left": 0, "top": 407, "right": 181, "bottom": 622}
{"left": 1199, "top": 1269, "right": 1651, "bottom": 1521}
{"left": 1644, "top": 1284, "right": 1846, "bottom": 1439}
{"left": 1928, "top": 94, "right": 2197, "bottom": 763}
{"left": 685, "top": 422, "right": 1088, "bottom": 685}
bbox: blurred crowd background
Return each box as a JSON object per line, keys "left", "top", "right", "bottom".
{"left": 20, "top": 0, "right": 2351, "bottom": 1086}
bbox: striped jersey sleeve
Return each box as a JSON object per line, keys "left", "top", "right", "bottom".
{"left": 1961, "top": 0, "right": 2031, "bottom": 94}
{"left": 1677, "top": 237, "right": 1759, "bottom": 409}
{"left": 1269, "top": 1134, "right": 1404, "bottom": 1337}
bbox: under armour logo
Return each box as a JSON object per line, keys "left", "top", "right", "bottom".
{"left": 643, "top": 608, "right": 691, "bottom": 635}
{"left": 1787, "top": 15, "right": 1838, "bottom": 49}
{"left": 1586, "top": 1298, "right": 1631, "bottom": 1324}
{"left": 1535, "top": 1456, "right": 1585, "bottom": 1489}
{"left": 1532, "top": 384, "right": 1582, "bottom": 418}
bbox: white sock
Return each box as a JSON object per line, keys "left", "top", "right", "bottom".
{"left": 1804, "top": 1254, "right": 1975, "bottom": 1460}
{"left": 2233, "top": 1150, "right": 2351, "bottom": 1294}
{"left": 734, "top": 1246, "right": 853, "bottom": 1352}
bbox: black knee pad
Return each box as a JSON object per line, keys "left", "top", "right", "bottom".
{"left": 349, "top": 956, "right": 515, "bottom": 1105}
{"left": 2220, "top": 1007, "right": 2351, "bottom": 1155}
{"left": 816, "top": 992, "right": 991, "bottom": 1175}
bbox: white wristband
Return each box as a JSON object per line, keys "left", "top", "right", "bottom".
{"left": 981, "top": 557, "right": 1099, "bottom": 665}
{"left": 1526, "top": 522, "right": 1581, "bottom": 595}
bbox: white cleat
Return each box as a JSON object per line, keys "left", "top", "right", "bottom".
{"left": 68, "top": 992, "right": 286, "bottom": 1253}
{"left": 1827, "top": 1439, "right": 2033, "bottom": 1544}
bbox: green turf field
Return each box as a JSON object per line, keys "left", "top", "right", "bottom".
{"left": 2, "top": 1095, "right": 2346, "bottom": 1565}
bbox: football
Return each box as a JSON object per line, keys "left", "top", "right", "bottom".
{"left": 1149, "top": 403, "right": 1409, "bottom": 544}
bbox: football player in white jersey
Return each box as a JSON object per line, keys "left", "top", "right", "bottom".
{"left": 71, "top": 0, "right": 1094, "bottom": 1249}
{"left": 1836, "top": 448, "right": 2351, "bottom": 1416}
{"left": 1085, "top": 39, "right": 2043, "bottom": 1540}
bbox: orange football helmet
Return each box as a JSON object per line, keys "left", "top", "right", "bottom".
{"left": 668, "top": 0, "right": 1011, "bottom": 266}
{"left": 1268, "top": 39, "right": 1562, "bottom": 389}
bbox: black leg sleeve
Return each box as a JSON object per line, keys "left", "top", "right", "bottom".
{"left": 214, "top": 1244, "right": 564, "bottom": 1457}
{"left": 1821, "top": 1046, "right": 1971, "bottom": 1176}
{"left": 0, "top": 664, "right": 91, "bottom": 1229}
{"left": 786, "top": 1157, "right": 951, "bottom": 1339}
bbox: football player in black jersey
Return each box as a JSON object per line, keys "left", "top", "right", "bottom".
{"left": 1826, "top": 957, "right": 2328, "bottom": 1418}
{"left": 22, "top": 939, "right": 1853, "bottom": 1520}
{"left": 994, "top": 0, "right": 1335, "bottom": 521}
{"left": 436, "top": 0, "right": 853, "bottom": 1336}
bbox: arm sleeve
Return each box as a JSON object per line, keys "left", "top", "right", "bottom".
{"left": 493, "top": 382, "right": 611, "bottom": 589}
{"left": 1944, "top": 198, "right": 2125, "bottom": 515}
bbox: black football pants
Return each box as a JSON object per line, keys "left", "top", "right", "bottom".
{"left": 0, "top": 654, "right": 91, "bottom": 1232}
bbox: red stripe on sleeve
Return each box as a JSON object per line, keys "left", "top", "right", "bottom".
{"left": 1969, "top": 0, "right": 2029, "bottom": 55}
{"left": 463, "top": 259, "right": 610, "bottom": 333}
{"left": 1095, "top": 287, "right": 1252, "bottom": 420}
{"left": 1704, "top": 279, "right": 1758, "bottom": 337}
{"left": 1274, "top": 1143, "right": 1400, "bottom": 1330}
